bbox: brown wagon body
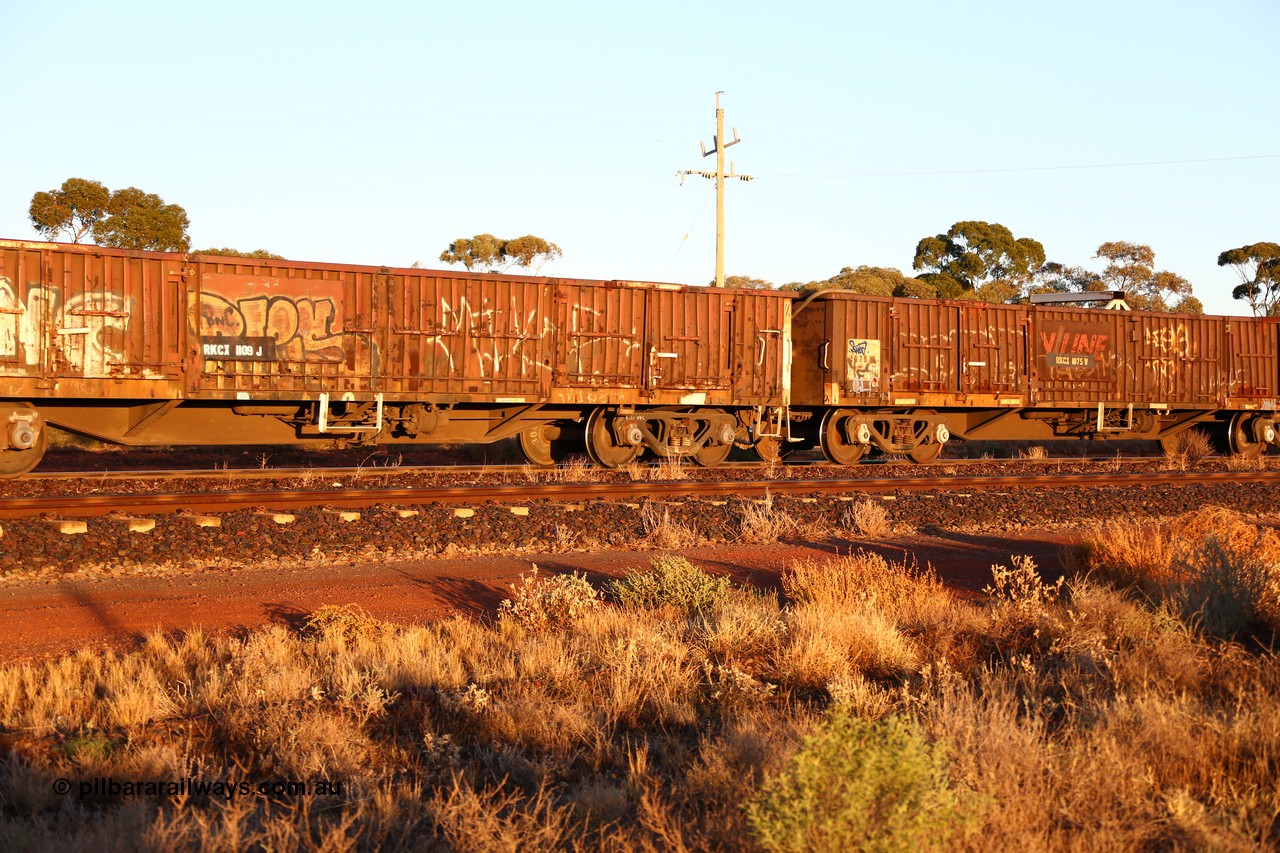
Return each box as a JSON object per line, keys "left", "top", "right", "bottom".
{"left": 0, "top": 240, "right": 792, "bottom": 473}
{"left": 791, "top": 292, "right": 1280, "bottom": 462}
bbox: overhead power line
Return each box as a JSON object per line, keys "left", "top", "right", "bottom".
{"left": 756, "top": 153, "right": 1280, "bottom": 180}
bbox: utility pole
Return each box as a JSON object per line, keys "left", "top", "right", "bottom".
{"left": 678, "top": 91, "right": 752, "bottom": 287}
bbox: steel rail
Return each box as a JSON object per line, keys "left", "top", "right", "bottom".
{"left": 22, "top": 455, "right": 1165, "bottom": 482}
{"left": 1, "top": 470, "right": 1276, "bottom": 520}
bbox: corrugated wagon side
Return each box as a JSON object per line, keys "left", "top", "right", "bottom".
{"left": 0, "top": 239, "right": 793, "bottom": 474}
{"left": 789, "top": 290, "right": 1280, "bottom": 463}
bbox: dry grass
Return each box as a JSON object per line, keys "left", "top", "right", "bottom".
{"left": 640, "top": 502, "right": 700, "bottom": 549}
{"left": 1161, "top": 428, "right": 1214, "bottom": 470}
{"left": 3, "top": 514, "right": 1280, "bottom": 851}
{"left": 627, "top": 456, "right": 689, "bottom": 482}
{"left": 840, "top": 498, "right": 892, "bottom": 538}
{"left": 737, "top": 494, "right": 811, "bottom": 543}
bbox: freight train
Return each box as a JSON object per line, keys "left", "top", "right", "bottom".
{"left": 0, "top": 238, "right": 1275, "bottom": 476}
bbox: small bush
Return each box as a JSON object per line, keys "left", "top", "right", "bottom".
{"left": 610, "top": 555, "right": 730, "bottom": 612}
{"left": 1162, "top": 429, "right": 1213, "bottom": 469}
{"left": 984, "top": 555, "right": 1065, "bottom": 617}
{"left": 1177, "top": 534, "right": 1280, "bottom": 638}
{"left": 641, "top": 502, "right": 699, "bottom": 549}
{"left": 843, "top": 499, "right": 892, "bottom": 538}
{"left": 305, "top": 604, "right": 381, "bottom": 641}
{"left": 747, "top": 710, "right": 972, "bottom": 852}
{"left": 498, "top": 566, "right": 600, "bottom": 630}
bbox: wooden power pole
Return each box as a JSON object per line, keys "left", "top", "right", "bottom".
{"left": 678, "top": 91, "right": 752, "bottom": 287}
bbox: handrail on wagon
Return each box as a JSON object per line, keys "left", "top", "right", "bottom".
{"left": 1030, "top": 291, "right": 1130, "bottom": 310}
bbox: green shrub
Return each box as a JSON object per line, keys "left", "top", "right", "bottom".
{"left": 747, "top": 710, "right": 972, "bottom": 853}
{"left": 499, "top": 566, "right": 600, "bottom": 630}
{"left": 609, "top": 555, "right": 730, "bottom": 612}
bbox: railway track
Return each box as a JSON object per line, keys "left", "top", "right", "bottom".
{"left": 21, "top": 454, "right": 1165, "bottom": 482}
{"left": 2, "top": 469, "right": 1276, "bottom": 521}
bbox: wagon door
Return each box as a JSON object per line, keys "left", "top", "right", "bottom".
{"left": 49, "top": 249, "right": 180, "bottom": 381}
{"left": 384, "top": 271, "right": 553, "bottom": 399}
{"left": 959, "top": 304, "right": 1026, "bottom": 397}
{"left": 554, "top": 280, "right": 646, "bottom": 392}
{"left": 1225, "top": 317, "right": 1276, "bottom": 407}
{"left": 730, "top": 289, "right": 789, "bottom": 404}
{"left": 645, "top": 285, "right": 733, "bottom": 397}
{"left": 889, "top": 300, "right": 959, "bottom": 395}
{"left": 0, "top": 245, "right": 50, "bottom": 380}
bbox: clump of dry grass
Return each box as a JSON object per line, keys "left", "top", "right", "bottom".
{"left": 640, "top": 502, "right": 700, "bottom": 549}
{"left": 1018, "top": 445, "right": 1048, "bottom": 460}
{"left": 1161, "top": 428, "right": 1214, "bottom": 470}
{"left": 1073, "top": 507, "right": 1280, "bottom": 637}
{"left": 627, "top": 456, "right": 689, "bottom": 482}
{"left": 738, "top": 494, "right": 810, "bottom": 543}
{"left": 840, "top": 498, "right": 892, "bottom": 538}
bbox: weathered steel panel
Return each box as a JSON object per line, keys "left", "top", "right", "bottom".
{"left": 196, "top": 262, "right": 367, "bottom": 394}
{"left": 1225, "top": 317, "right": 1278, "bottom": 403}
{"left": 1030, "top": 307, "right": 1126, "bottom": 404}
{"left": 383, "top": 271, "right": 554, "bottom": 399}
{"left": 1126, "top": 313, "right": 1222, "bottom": 406}
{"left": 0, "top": 242, "right": 185, "bottom": 387}
{"left": 959, "top": 303, "right": 1027, "bottom": 397}
{"left": 889, "top": 300, "right": 959, "bottom": 395}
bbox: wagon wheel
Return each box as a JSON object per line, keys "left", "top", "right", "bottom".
{"left": 905, "top": 413, "right": 948, "bottom": 464}
{"left": 907, "top": 441, "right": 944, "bottom": 464}
{"left": 818, "top": 409, "right": 867, "bottom": 466}
{"left": 0, "top": 414, "right": 47, "bottom": 477}
{"left": 693, "top": 440, "right": 732, "bottom": 467}
{"left": 584, "top": 408, "right": 641, "bottom": 469}
{"left": 518, "top": 423, "right": 565, "bottom": 467}
{"left": 750, "top": 435, "right": 788, "bottom": 464}
{"left": 1226, "top": 413, "right": 1268, "bottom": 459}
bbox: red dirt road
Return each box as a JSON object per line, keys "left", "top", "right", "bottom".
{"left": 0, "top": 529, "right": 1077, "bottom": 661}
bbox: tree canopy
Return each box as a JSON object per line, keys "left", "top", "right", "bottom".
{"left": 195, "top": 247, "right": 286, "bottom": 260}
{"left": 439, "top": 233, "right": 562, "bottom": 273}
{"left": 28, "top": 178, "right": 111, "bottom": 243}
{"left": 1219, "top": 242, "right": 1280, "bottom": 316}
{"left": 779, "top": 266, "right": 913, "bottom": 297}
{"left": 715, "top": 275, "right": 773, "bottom": 289}
{"left": 29, "top": 178, "right": 190, "bottom": 252}
{"left": 1030, "top": 243, "right": 1200, "bottom": 313}
{"left": 1093, "top": 241, "right": 1198, "bottom": 313}
{"left": 912, "top": 221, "right": 1045, "bottom": 298}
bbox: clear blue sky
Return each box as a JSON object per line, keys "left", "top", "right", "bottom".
{"left": 2, "top": 0, "right": 1276, "bottom": 314}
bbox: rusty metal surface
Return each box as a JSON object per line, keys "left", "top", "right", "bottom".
{"left": 798, "top": 293, "right": 1280, "bottom": 414}
{"left": 0, "top": 240, "right": 794, "bottom": 427}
